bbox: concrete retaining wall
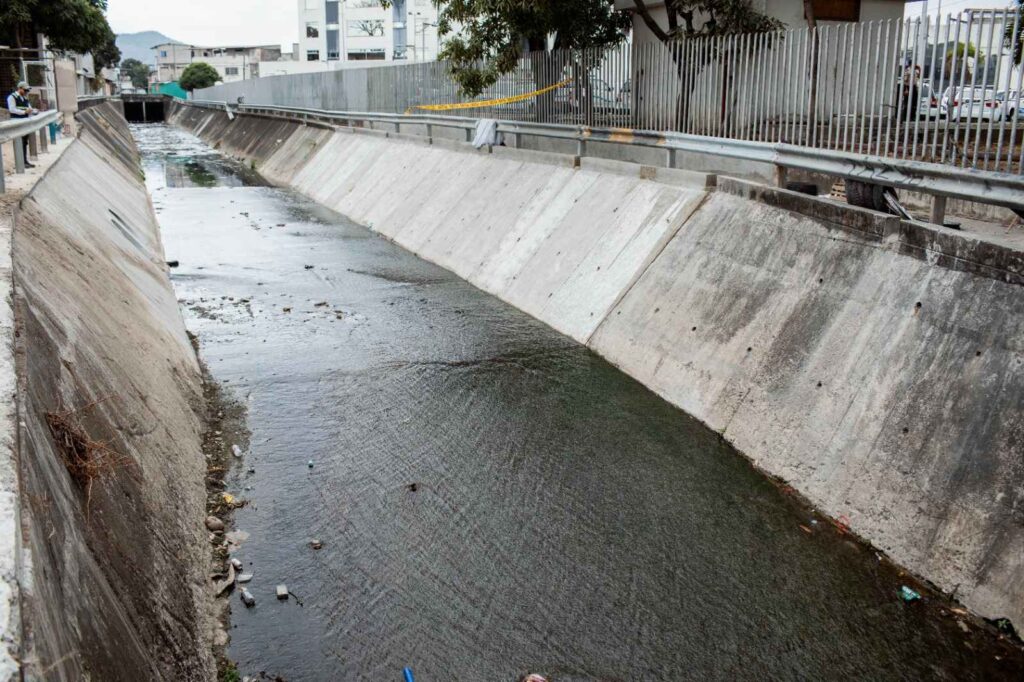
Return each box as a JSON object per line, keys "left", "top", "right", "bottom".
{"left": 11, "top": 103, "right": 214, "bottom": 680}
{"left": 169, "top": 102, "right": 1024, "bottom": 627}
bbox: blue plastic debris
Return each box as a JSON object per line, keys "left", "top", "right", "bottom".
{"left": 900, "top": 585, "right": 921, "bottom": 602}
{"left": 403, "top": 667, "right": 415, "bottom": 682}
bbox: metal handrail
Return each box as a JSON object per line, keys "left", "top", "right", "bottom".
{"left": 0, "top": 110, "right": 60, "bottom": 144}
{"left": 184, "top": 99, "right": 1024, "bottom": 212}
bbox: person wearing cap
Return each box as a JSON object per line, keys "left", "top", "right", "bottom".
{"left": 7, "top": 81, "right": 38, "bottom": 168}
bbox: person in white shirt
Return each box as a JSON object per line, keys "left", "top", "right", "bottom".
{"left": 7, "top": 81, "right": 37, "bottom": 168}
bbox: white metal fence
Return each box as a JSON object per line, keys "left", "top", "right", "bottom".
{"left": 197, "top": 10, "right": 1024, "bottom": 175}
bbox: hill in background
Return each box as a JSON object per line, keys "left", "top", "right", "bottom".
{"left": 116, "top": 31, "right": 180, "bottom": 65}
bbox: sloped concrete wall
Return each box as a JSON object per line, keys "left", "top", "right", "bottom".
{"left": 168, "top": 103, "right": 1024, "bottom": 627}
{"left": 13, "top": 103, "right": 214, "bottom": 680}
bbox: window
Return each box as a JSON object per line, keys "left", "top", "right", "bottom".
{"left": 347, "top": 20, "right": 385, "bottom": 37}
{"left": 327, "top": 30, "right": 340, "bottom": 60}
{"left": 326, "top": 1, "right": 340, "bottom": 24}
{"left": 160, "top": 50, "right": 168, "bottom": 57}
{"left": 809, "top": 0, "right": 860, "bottom": 22}
{"left": 307, "top": 49, "right": 320, "bottom": 61}
{"left": 306, "top": 22, "right": 320, "bottom": 38}
{"left": 224, "top": 67, "right": 239, "bottom": 76}
{"left": 347, "top": 49, "right": 386, "bottom": 60}
{"left": 305, "top": 0, "right": 320, "bottom": 8}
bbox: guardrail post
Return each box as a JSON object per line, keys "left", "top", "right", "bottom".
{"left": 665, "top": 148, "right": 676, "bottom": 169}
{"left": 465, "top": 128, "right": 472, "bottom": 143}
{"left": 577, "top": 138, "right": 587, "bottom": 158}
{"left": 929, "top": 195, "right": 947, "bottom": 226}
{"left": 38, "top": 128, "right": 48, "bottom": 153}
{"left": 49, "top": 122, "right": 56, "bottom": 144}
{"left": 425, "top": 123, "right": 433, "bottom": 144}
{"left": 394, "top": 122, "right": 401, "bottom": 134}
{"left": 13, "top": 138, "right": 26, "bottom": 173}
{"left": 774, "top": 164, "right": 788, "bottom": 188}
{"left": 511, "top": 132, "right": 520, "bottom": 149}
{"left": 27, "top": 131, "right": 38, "bottom": 159}
{"left": 0, "top": 150, "right": 5, "bottom": 193}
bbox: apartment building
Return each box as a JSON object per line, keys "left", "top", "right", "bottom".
{"left": 297, "top": 0, "right": 440, "bottom": 65}
{"left": 153, "top": 43, "right": 283, "bottom": 83}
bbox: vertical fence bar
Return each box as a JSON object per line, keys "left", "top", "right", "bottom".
{"left": 930, "top": 15, "right": 951, "bottom": 159}
{"left": 902, "top": 17, "right": 920, "bottom": 160}
{"left": 1007, "top": 30, "right": 1024, "bottom": 172}
{"left": 972, "top": 11, "right": 998, "bottom": 168}
{"left": 961, "top": 11, "right": 983, "bottom": 166}
{"left": 885, "top": 20, "right": 908, "bottom": 158}
{"left": 910, "top": 16, "right": 929, "bottom": 160}
{"left": 945, "top": 13, "right": 968, "bottom": 164}
{"left": 983, "top": 12, "right": 1009, "bottom": 170}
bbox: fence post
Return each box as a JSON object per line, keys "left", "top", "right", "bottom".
{"left": 665, "top": 147, "right": 676, "bottom": 169}
{"left": 425, "top": 123, "right": 432, "bottom": 143}
{"left": 38, "top": 128, "right": 48, "bottom": 153}
{"left": 577, "top": 138, "right": 587, "bottom": 157}
{"left": 27, "top": 131, "right": 38, "bottom": 159}
{"left": 929, "top": 195, "right": 947, "bottom": 225}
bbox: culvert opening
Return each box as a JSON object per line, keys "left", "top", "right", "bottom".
{"left": 124, "top": 99, "right": 166, "bottom": 123}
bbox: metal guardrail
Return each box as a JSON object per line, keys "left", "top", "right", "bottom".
{"left": 0, "top": 110, "right": 61, "bottom": 192}
{"left": 187, "top": 99, "right": 1024, "bottom": 214}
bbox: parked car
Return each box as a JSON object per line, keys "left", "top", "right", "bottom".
{"left": 945, "top": 86, "right": 1019, "bottom": 122}
{"left": 917, "top": 82, "right": 944, "bottom": 120}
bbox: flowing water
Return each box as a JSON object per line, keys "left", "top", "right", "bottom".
{"left": 137, "top": 123, "right": 1023, "bottom": 681}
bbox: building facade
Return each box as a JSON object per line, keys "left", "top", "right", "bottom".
{"left": 153, "top": 43, "right": 283, "bottom": 84}
{"left": 297, "top": 0, "right": 440, "bottom": 65}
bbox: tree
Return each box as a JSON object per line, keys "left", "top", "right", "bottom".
{"left": 632, "top": 1, "right": 782, "bottom": 131}
{"left": 381, "top": 0, "right": 629, "bottom": 96}
{"left": 179, "top": 62, "right": 220, "bottom": 92}
{"left": 121, "top": 58, "right": 151, "bottom": 90}
{"left": 0, "top": 0, "right": 121, "bottom": 69}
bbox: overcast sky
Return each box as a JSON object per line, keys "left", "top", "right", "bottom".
{"left": 107, "top": 0, "right": 300, "bottom": 49}
{"left": 106, "top": 0, "right": 1016, "bottom": 51}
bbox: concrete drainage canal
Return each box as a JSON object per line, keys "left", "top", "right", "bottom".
{"left": 119, "top": 119, "right": 1024, "bottom": 682}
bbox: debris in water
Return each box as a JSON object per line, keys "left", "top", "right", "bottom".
{"left": 406, "top": 482, "right": 419, "bottom": 493}
{"left": 213, "top": 563, "right": 236, "bottom": 596}
{"left": 230, "top": 557, "right": 244, "bottom": 571}
{"left": 166, "top": 260, "right": 180, "bottom": 268}
{"left": 283, "top": 307, "right": 292, "bottom": 313}
{"left": 206, "top": 516, "right": 225, "bottom": 532}
{"left": 403, "top": 668, "right": 415, "bottom": 682}
{"left": 237, "top": 572, "right": 254, "bottom": 584}
{"left": 310, "top": 539, "right": 323, "bottom": 550}
{"left": 799, "top": 524, "right": 813, "bottom": 534}
{"left": 276, "top": 584, "right": 289, "bottom": 600}
{"left": 314, "top": 301, "right": 328, "bottom": 307}
{"left": 308, "top": 460, "right": 314, "bottom": 469}
{"left": 240, "top": 588, "right": 256, "bottom": 607}
{"left": 900, "top": 586, "right": 922, "bottom": 602}
{"left": 524, "top": 676, "right": 549, "bottom": 682}
{"left": 304, "top": 265, "right": 314, "bottom": 270}
{"left": 232, "top": 444, "right": 243, "bottom": 458}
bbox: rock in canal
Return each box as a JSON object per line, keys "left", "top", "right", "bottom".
{"left": 205, "top": 516, "right": 225, "bottom": 532}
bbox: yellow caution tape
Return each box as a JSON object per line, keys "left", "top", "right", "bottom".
{"left": 405, "top": 77, "right": 573, "bottom": 114}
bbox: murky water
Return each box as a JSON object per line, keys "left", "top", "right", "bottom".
{"left": 137, "top": 123, "right": 1023, "bottom": 681}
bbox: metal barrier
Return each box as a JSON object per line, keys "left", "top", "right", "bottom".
{"left": 0, "top": 110, "right": 61, "bottom": 192}
{"left": 196, "top": 10, "right": 1024, "bottom": 181}
{"left": 186, "top": 99, "right": 1024, "bottom": 215}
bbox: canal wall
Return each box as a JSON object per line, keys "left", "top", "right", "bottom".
{"left": 9, "top": 103, "right": 214, "bottom": 679}
{"left": 168, "top": 102, "right": 1024, "bottom": 628}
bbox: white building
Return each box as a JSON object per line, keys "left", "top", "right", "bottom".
{"left": 153, "top": 43, "right": 283, "bottom": 84}
{"left": 297, "top": 0, "right": 440, "bottom": 65}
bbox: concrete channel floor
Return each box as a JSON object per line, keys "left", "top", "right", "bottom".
{"left": 0, "top": 135, "right": 73, "bottom": 682}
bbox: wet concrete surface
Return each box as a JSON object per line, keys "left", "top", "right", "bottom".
{"left": 137, "top": 124, "right": 1024, "bottom": 681}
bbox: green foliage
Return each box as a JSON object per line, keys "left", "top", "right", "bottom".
{"left": 664, "top": 0, "right": 783, "bottom": 36}
{"left": 179, "top": 62, "right": 220, "bottom": 92}
{"left": 0, "top": 0, "right": 119, "bottom": 68}
{"left": 121, "top": 58, "right": 151, "bottom": 89}
{"left": 1007, "top": 0, "right": 1023, "bottom": 65}
{"left": 218, "top": 661, "right": 241, "bottom": 682}
{"left": 382, "top": 0, "right": 629, "bottom": 96}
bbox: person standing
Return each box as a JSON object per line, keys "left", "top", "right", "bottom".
{"left": 7, "top": 81, "right": 37, "bottom": 168}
